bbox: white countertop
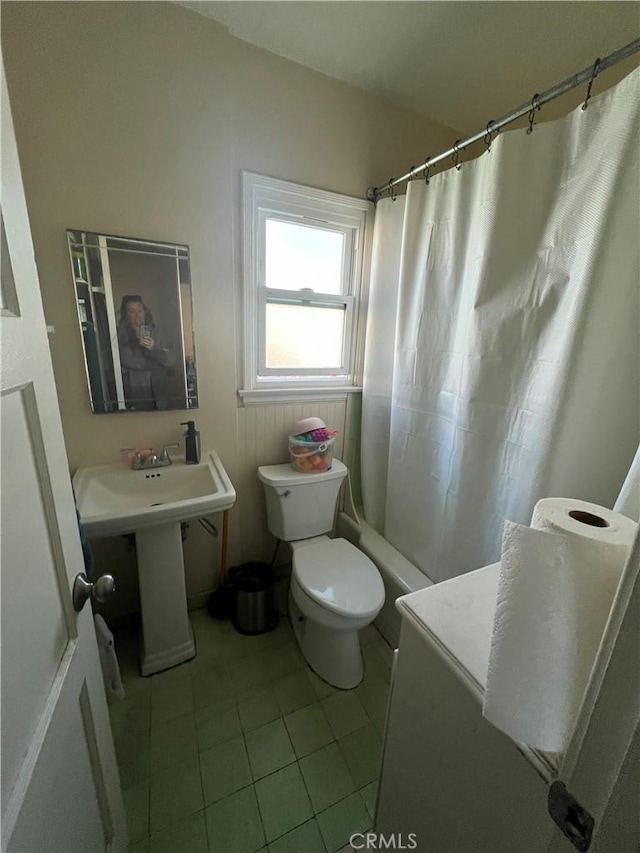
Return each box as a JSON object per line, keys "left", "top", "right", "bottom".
{"left": 396, "top": 563, "right": 501, "bottom": 693}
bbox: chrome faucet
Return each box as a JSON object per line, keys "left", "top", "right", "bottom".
{"left": 120, "top": 444, "right": 179, "bottom": 470}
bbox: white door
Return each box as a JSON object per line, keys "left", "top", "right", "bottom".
{"left": 1, "top": 58, "right": 127, "bottom": 852}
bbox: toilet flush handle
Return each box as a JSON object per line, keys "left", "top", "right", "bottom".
{"left": 280, "top": 490, "right": 292, "bottom": 498}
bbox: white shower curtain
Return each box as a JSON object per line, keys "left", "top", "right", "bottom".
{"left": 362, "top": 68, "right": 639, "bottom": 584}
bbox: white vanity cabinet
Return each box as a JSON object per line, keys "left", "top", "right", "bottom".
{"left": 375, "top": 565, "right": 561, "bottom": 853}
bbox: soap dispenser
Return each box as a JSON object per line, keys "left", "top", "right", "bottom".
{"left": 181, "top": 421, "right": 200, "bottom": 464}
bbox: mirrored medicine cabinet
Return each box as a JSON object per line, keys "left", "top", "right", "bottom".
{"left": 67, "top": 230, "right": 198, "bottom": 413}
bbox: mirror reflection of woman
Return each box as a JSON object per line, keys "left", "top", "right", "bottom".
{"left": 117, "top": 294, "right": 176, "bottom": 410}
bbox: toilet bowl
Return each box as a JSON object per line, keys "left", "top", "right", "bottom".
{"left": 289, "top": 536, "right": 385, "bottom": 688}
{"left": 257, "top": 460, "right": 385, "bottom": 689}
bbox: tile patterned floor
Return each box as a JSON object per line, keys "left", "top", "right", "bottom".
{"left": 111, "top": 610, "right": 393, "bottom": 852}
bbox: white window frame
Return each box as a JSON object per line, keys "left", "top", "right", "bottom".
{"left": 240, "top": 171, "right": 373, "bottom": 404}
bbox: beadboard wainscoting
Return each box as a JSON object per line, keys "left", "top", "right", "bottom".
{"left": 233, "top": 401, "right": 349, "bottom": 566}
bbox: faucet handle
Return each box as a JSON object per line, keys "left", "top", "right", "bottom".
{"left": 159, "top": 443, "right": 180, "bottom": 463}
{"left": 120, "top": 447, "right": 142, "bottom": 468}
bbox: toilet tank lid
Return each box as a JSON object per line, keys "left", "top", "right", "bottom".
{"left": 258, "top": 459, "right": 347, "bottom": 487}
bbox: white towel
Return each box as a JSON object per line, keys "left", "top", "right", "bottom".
{"left": 94, "top": 614, "right": 125, "bottom": 703}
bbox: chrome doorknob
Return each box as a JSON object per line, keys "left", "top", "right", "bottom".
{"left": 73, "top": 572, "right": 116, "bottom": 613}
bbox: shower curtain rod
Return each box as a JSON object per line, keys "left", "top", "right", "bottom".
{"left": 367, "top": 37, "right": 640, "bottom": 203}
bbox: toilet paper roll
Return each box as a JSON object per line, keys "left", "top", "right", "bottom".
{"left": 482, "top": 498, "right": 637, "bottom": 753}
{"left": 531, "top": 497, "right": 638, "bottom": 543}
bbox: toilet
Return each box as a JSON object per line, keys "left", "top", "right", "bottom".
{"left": 257, "top": 459, "right": 385, "bottom": 689}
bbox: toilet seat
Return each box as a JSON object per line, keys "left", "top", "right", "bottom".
{"left": 293, "top": 538, "right": 384, "bottom": 619}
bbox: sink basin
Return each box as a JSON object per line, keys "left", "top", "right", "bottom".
{"left": 73, "top": 450, "right": 236, "bottom": 676}
{"left": 73, "top": 450, "right": 236, "bottom": 537}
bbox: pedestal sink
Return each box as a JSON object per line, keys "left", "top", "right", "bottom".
{"left": 73, "top": 451, "right": 236, "bottom": 675}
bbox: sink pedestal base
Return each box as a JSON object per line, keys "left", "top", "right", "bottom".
{"left": 136, "top": 522, "right": 195, "bottom": 676}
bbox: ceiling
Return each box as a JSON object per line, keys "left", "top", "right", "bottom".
{"left": 177, "top": 1, "right": 639, "bottom": 132}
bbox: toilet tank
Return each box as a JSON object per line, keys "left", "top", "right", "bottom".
{"left": 257, "top": 460, "right": 348, "bottom": 541}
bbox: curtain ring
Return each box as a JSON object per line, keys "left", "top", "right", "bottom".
{"left": 582, "top": 57, "right": 601, "bottom": 110}
{"left": 424, "top": 157, "right": 431, "bottom": 185}
{"left": 452, "top": 140, "right": 463, "bottom": 171}
{"left": 526, "top": 94, "right": 540, "bottom": 135}
{"left": 389, "top": 178, "right": 397, "bottom": 202}
{"left": 484, "top": 120, "right": 497, "bottom": 153}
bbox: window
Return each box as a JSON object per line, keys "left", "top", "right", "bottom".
{"left": 241, "top": 172, "right": 373, "bottom": 403}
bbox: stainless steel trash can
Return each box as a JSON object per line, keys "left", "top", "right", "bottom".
{"left": 229, "top": 562, "right": 278, "bottom": 635}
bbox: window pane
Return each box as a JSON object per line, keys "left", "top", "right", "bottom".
{"left": 265, "top": 303, "right": 345, "bottom": 370}
{"left": 265, "top": 219, "right": 344, "bottom": 294}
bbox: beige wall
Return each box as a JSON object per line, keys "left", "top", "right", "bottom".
{"left": 2, "top": 1, "right": 458, "bottom": 616}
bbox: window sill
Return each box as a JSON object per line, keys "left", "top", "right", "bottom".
{"left": 238, "top": 386, "right": 363, "bottom": 406}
